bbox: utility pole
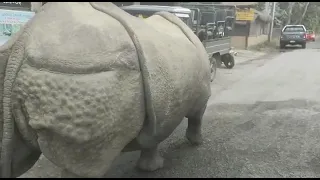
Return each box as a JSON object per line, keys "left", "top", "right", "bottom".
{"left": 268, "top": 2, "right": 276, "bottom": 42}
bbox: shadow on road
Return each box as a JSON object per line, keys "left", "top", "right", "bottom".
{"left": 105, "top": 99, "right": 320, "bottom": 178}
{"left": 20, "top": 99, "right": 320, "bottom": 178}
{"left": 280, "top": 40, "right": 319, "bottom": 52}
{"left": 279, "top": 45, "right": 303, "bottom": 53}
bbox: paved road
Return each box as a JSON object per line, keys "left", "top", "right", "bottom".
{"left": 280, "top": 39, "right": 320, "bottom": 52}
{"left": 20, "top": 40, "right": 320, "bottom": 178}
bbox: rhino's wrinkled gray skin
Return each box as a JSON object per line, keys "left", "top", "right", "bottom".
{"left": 0, "top": 2, "right": 211, "bottom": 178}
{"left": 0, "top": 22, "right": 42, "bottom": 178}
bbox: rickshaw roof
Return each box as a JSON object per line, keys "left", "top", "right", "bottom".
{"left": 121, "top": 5, "right": 192, "bottom": 14}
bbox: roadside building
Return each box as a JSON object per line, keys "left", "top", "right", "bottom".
{"left": 0, "top": 2, "right": 31, "bottom": 11}
{"left": 222, "top": 2, "right": 272, "bottom": 49}
{"left": 0, "top": 2, "right": 35, "bottom": 46}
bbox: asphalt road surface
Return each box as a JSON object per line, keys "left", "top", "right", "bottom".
{"left": 20, "top": 40, "right": 320, "bottom": 178}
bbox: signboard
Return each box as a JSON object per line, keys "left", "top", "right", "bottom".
{"left": 0, "top": 2, "right": 31, "bottom": 9}
{"left": 0, "top": 9, "right": 35, "bottom": 46}
{"left": 236, "top": 8, "right": 255, "bottom": 21}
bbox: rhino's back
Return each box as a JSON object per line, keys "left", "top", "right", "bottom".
{"left": 24, "top": 2, "right": 140, "bottom": 74}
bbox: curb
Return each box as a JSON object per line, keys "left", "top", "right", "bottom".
{"left": 237, "top": 52, "right": 278, "bottom": 65}
{"left": 233, "top": 49, "right": 269, "bottom": 64}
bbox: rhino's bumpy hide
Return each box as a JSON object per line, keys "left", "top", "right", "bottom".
{"left": 90, "top": 2, "right": 211, "bottom": 149}
{"left": 11, "top": 2, "right": 211, "bottom": 177}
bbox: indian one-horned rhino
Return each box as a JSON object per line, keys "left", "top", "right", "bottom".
{"left": 0, "top": 2, "right": 211, "bottom": 178}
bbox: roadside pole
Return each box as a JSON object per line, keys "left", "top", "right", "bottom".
{"left": 268, "top": 2, "right": 276, "bottom": 42}
{"left": 265, "top": 2, "right": 270, "bottom": 14}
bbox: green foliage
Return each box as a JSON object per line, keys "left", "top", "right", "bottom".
{"left": 275, "top": 3, "right": 288, "bottom": 26}
{"left": 303, "top": 3, "right": 320, "bottom": 32}
{"left": 256, "top": 2, "right": 265, "bottom": 11}
{"left": 274, "top": 2, "right": 320, "bottom": 32}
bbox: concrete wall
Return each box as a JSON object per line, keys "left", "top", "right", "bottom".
{"left": 247, "top": 35, "right": 268, "bottom": 47}
{"left": 232, "top": 35, "right": 269, "bottom": 49}
{"left": 231, "top": 36, "right": 247, "bottom": 49}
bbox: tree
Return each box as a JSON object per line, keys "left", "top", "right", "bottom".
{"left": 286, "top": 2, "right": 295, "bottom": 25}
{"left": 256, "top": 2, "right": 265, "bottom": 11}
{"left": 272, "top": 1, "right": 320, "bottom": 31}
{"left": 297, "top": 2, "right": 310, "bottom": 24}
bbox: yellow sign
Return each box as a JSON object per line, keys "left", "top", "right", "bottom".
{"left": 236, "top": 8, "right": 255, "bottom": 21}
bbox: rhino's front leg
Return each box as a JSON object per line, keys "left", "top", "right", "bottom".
{"left": 186, "top": 103, "right": 207, "bottom": 145}
{"left": 137, "top": 146, "right": 164, "bottom": 171}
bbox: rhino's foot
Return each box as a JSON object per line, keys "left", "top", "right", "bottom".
{"left": 186, "top": 128, "right": 203, "bottom": 145}
{"left": 137, "top": 147, "right": 164, "bottom": 172}
{"left": 61, "top": 169, "right": 84, "bottom": 178}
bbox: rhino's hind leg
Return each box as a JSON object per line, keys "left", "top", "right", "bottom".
{"left": 137, "top": 146, "right": 164, "bottom": 171}
{"left": 186, "top": 103, "right": 208, "bottom": 145}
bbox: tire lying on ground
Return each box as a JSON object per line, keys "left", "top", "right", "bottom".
{"left": 222, "top": 53, "right": 235, "bottom": 69}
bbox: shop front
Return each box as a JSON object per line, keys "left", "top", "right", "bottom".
{"left": 0, "top": 2, "right": 31, "bottom": 11}
{"left": 0, "top": 2, "right": 35, "bottom": 46}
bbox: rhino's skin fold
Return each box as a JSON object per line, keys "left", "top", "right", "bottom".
{"left": 0, "top": 16, "right": 42, "bottom": 178}
{"left": 1, "top": 2, "right": 211, "bottom": 178}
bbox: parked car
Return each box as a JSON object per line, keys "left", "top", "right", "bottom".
{"left": 306, "top": 30, "right": 316, "bottom": 42}
{"left": 280, "top": 25, "right": 307, "bottom": 49}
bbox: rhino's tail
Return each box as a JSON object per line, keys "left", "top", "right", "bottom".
{"left": 90, "top": 2, "right": 158, "bottom": 149}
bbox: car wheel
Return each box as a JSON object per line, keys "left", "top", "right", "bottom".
{"left": 301, "top": 43, "right": 306, "bottom": 49}
{"left": 280, "top": 43, "right": 285, "bottom": 49}
{"left": 313, "top": 39, "right": 315, "bottom": 42}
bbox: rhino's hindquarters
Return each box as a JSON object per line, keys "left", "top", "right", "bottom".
{"left": 12, "top": 63, "right": 145, "bottom": 177}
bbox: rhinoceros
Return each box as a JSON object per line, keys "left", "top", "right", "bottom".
{"left": 0, "top": 2, "right": 211, "bottom": 178}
